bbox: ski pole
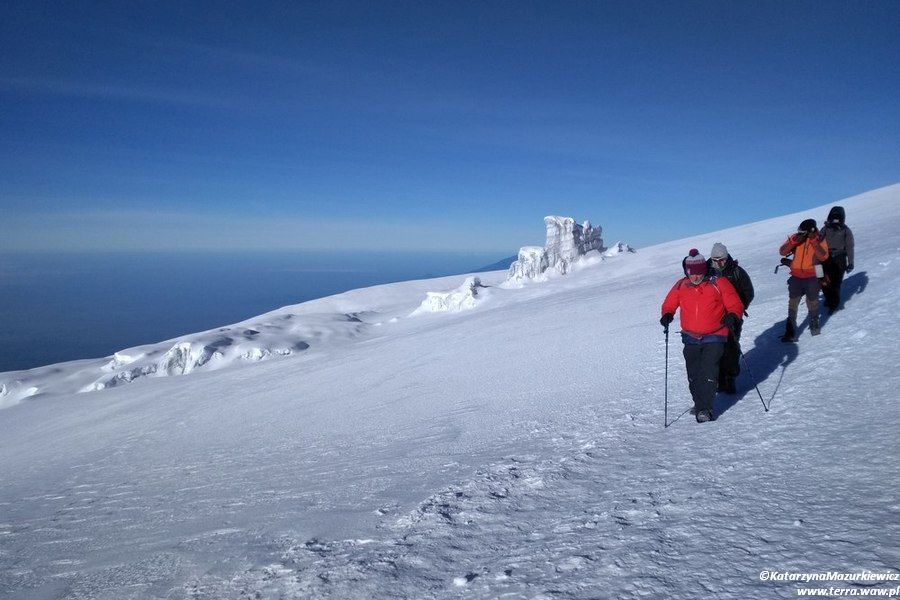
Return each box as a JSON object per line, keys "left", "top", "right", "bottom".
{"left": 738, "top": 347, "right": 768, "bottom": 412}
{"left": 664, "top": 326, "right": 669, "bottom": 428}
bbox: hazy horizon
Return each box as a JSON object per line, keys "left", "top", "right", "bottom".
{"left": 0, "top": 249, "right": 504, "bottom": 372}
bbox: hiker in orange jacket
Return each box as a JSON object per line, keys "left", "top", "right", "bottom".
{"left": 779, "top": 218, "right": 829, "bottom": 341}
{"left": 660, "top": 249, "right": 744, "bottom": 422}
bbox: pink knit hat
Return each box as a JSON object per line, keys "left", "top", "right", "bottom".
{"left": 683, "top": 248, "right": 707, "bottom": 276}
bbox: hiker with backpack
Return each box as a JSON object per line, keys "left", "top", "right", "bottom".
{"left": 820, "top": 206, "right": 855, "bottom": 314}
{"left": 706, "top": 243, "right": 754, "bottom": 394}
{"left": 660, "top": 249, "right": 744, "bottom": 422}
{"left": 779, "top": 219, "right": 829, "bottom": 342}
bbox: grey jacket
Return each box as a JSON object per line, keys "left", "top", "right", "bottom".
{"left": 822, "top": 223, "right": 855, "bottom": 266}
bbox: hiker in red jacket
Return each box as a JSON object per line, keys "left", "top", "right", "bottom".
{"left": 660, "top": 249, "right": 745, "bottom": 422}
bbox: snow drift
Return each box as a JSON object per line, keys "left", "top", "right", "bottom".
{"left": 0, "top": 310, "right": 367, "bottom": 407}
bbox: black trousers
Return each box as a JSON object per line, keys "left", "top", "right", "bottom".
{"left": 718, "top": 320, "right": 743, "bottom": 383}
{"left": 683, "top": 342, "right": 725, "bottom": 413}
{"left": 822, "top": 254, "right": 847, "bottom": 310}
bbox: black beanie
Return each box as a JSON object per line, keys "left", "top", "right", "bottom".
{"left": 798, "top": 218, "right": 817, "bottom": 233}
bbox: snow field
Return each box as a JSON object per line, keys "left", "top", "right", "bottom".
{"left": 1, "top": 184, "right": 898, "bottom": 599}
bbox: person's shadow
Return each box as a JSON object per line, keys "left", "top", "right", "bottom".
{"left": 716, "top": 270, "right": 868, "bottom": 417}
{"left": 820, "top": 271, "right": 868, "bottom": 327}
{"left": 715, "top": 321, "right": 799, "bottom": 416}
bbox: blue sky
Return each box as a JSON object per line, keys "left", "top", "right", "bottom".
{"left": 2, "top": 1, "right": 899, "bottom": 254}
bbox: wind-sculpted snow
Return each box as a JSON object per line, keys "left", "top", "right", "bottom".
{"left": 604, "top": 241, "right": 637, "bottom": 256}
{"left": 507, "top": 216, "right": 609, "bottom": 284}
{"left": 504, "top": 216, "right": 635, "bottom": 287}
{"left": 81, "top": 320, "right": 326, "bottom": 392}
{"left": 507, "top": 245, "right": 551, "bottom": 282}
{"left": 409, "top": 276, "right": 489, "bottom": 316}
{"left": 1, "top": 184, "right": 899, "bottom": 599}
{"left": 0, "top": 311, "right": 366, "bottom": 407}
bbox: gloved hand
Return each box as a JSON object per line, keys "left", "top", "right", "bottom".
{"left": 660, "top": 313, "right": 674, "bottom": 329}
{"left": 846, "top": 263, "right": 854, "bottom": 273}
{"left": 721, "top": 313, "right": 739, "bottom": 332}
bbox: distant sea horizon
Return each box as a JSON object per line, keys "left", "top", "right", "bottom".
{"left": 0, "top": 250, "right": 510, "bottom": 373}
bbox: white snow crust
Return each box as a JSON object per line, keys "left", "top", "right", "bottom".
{"left": 410, "top": 276, "right": 488, "bottom": 316}
{"left": 1, "top": 184, "right": 899, "bottom": 599}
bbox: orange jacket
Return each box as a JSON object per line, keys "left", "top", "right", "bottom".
{"left": 661, "top": 276, "right": 744, "bottom": 338}
{"left": 779, "top": 235, "right": 828, "bottom": 278}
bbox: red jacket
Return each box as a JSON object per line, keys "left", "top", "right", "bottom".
{"left": 779, "top": 234, "right": 828, "bottom": 279}
{"left": 661, "top": 276, "right": 745, "bottom": 338}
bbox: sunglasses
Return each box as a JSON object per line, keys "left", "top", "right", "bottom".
{"left": 712, "top": 257, "right": 727, "bottom": 263}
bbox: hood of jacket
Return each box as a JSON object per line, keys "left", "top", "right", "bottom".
{"left": 827, "top": 205, "right": 846, "bottom": 224}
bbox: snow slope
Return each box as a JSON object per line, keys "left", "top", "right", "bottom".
{"left": 1, "top": 184, "right": 899, "bottom": 599}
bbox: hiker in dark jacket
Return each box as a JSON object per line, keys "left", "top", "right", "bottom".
{"left": 706, "top": 243, "right": 754, "bottom": 394}
{"left": 820, "top": 206, "right": 855, "bottom": 313}
{"left": 661, "top": 249, "right": 744, "bottom": 423}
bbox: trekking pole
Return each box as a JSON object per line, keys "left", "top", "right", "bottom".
{"left": 738, "top": 347, "right": 768, "bottom": 412}
{"left": 664, "top": 326, "right": 670, "bottom": 428}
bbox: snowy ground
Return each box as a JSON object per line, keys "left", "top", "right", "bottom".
{"left": 1, "top": 184, "right": 898, "bottom": 599}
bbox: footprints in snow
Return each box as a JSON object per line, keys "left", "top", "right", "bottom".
{"left": 180, "top": 444, "right": 675, "bottom": 598}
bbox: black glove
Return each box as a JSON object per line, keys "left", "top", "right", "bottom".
{"left": 660, "top": 313, "right": 674, "bottom": 329}
{"left": 846, "top": 263, "right": 854, "bottom": 273}
{"left": 721, "top": 313, "right": 738, "bottom": 332}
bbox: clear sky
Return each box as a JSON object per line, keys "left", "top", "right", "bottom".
{"left": 2, "top": 1, "right": 899, "bottom": 254}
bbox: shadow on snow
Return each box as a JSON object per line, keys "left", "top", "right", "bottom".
{"left": 716, "top": 271, "right": 868, "bottom": 417}
{"left": 716, "top": 321, "right": 797, "bottom": 417}
{"left": 820, "top": 270, "right": 868, "bottom": 329}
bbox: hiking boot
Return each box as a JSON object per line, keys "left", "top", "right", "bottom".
{"left": 780, "top": 318, "right": 797, "bottom": 342}
{"left": 696, "top": 410, "right": 713, "bottom": 423}
{"left": 810, "top": 316, "right": 821, "bottom": 336}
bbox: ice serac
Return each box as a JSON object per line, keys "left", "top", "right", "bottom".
{"left": 411, "top": 276, "right": 487, "bottom": 316}
{"left": 507, "top": 246, "right": 548, "bottom": 281}
{"left": 507, "top": 216, "right": 605, "bottom": 283}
